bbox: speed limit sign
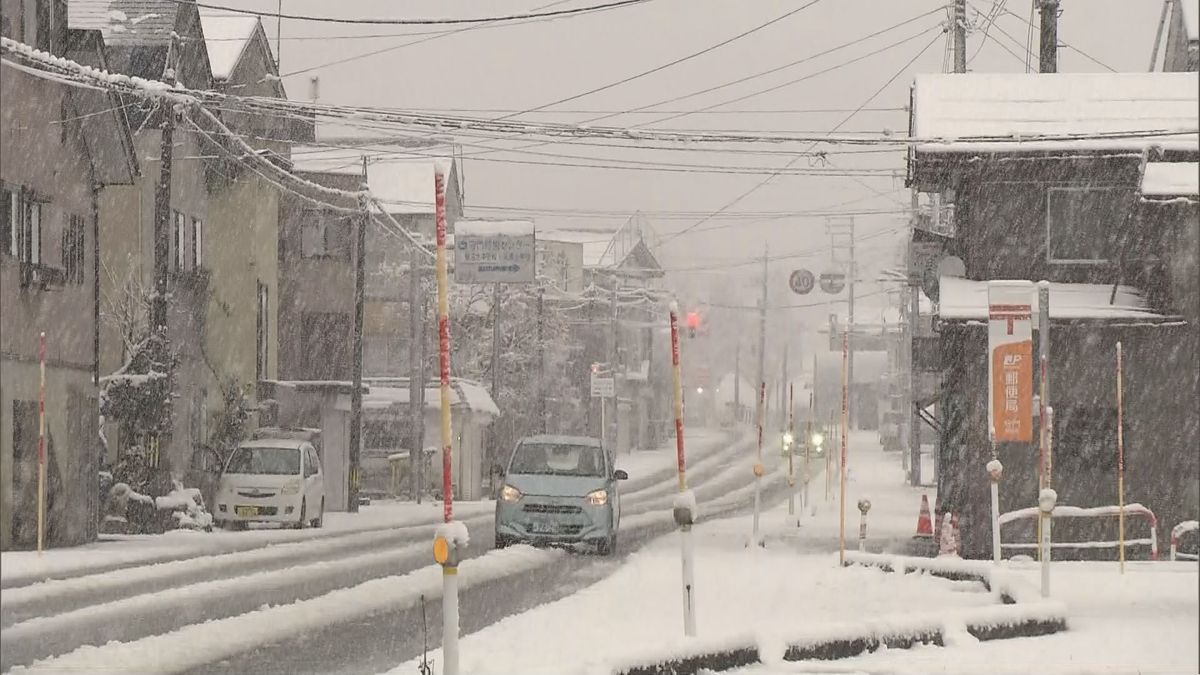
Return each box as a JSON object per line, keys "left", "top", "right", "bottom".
{"left": 789, "top": 269, "right": 815, "bottom": 295}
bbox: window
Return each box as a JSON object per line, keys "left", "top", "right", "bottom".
{"left": 61, "top": 214, "right": 85, "bottom": 284}
{"left": 1046, "top": 187, "right": 1129, "bottom": 263}
{"left": 191, "top": 217, "right": 203, "bottom": 269}
{"left": 7, "top": 190, "right": 45, "bottom": 265}
{"left": 256, "top": 281, "right": 269, "bottom": 381}
{"left": 173, "top": 210, "right": 186, "bottom": 272}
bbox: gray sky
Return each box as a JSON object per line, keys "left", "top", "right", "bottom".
{"left": 230, "top": 0, "right": 1166, "bottom": 344}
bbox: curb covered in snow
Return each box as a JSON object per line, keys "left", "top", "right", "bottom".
{"left": 611, "top": 553, "right": 1069, "bottom": 675}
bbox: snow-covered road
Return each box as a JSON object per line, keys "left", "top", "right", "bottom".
{"left": 2, "top": 428, "right": 787, "bottom": 673}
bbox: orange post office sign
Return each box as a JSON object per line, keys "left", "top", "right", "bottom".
{"left": 988, "top": 282, "right": 1034, "bottom": 443}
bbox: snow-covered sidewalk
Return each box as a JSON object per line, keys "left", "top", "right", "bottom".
{"left": 380, "top": 431, "right": 1198, "bottom": 675}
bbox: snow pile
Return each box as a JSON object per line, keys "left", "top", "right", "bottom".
{"left": 672, "top": 489, "right": 698, "bottom": 524}
{"left": 435, "top": 520, "right": 470, "bottom": 549}
{"left": 155, "top": 483, "right": 213, "bottom": 531}
{"left": 1141, "top": 162, "right": 1200, "bottom": 197}
{"left": 384, "top": 546, "right": 994, "bottom": 674}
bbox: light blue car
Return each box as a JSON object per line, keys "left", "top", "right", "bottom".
{"left": 494, "top": 435, "right": 628, "bottom": 555}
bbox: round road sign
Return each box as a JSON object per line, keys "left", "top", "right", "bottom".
{"left": 788, "top": 269, "right": 815, "bottom": 295}
{"left": 819, "top": 272, "right": 846, "bottom": 294}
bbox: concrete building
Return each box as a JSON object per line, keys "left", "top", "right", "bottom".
{"left": 1, "top": 1, "right": 139, "bottom": 549}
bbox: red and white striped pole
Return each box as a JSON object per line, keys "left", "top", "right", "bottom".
{"left": 37, "top": 332, "right": 46, "bottom": 555}
{"left": 668, "top": 303, "right": 697, "bottom": 636}
{"left": 433, "top": 170, "right": 460, "bottom": 675}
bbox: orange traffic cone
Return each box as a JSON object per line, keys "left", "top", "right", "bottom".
{"left": 915, "top": 494, "right": 933, "bottom": 537}
{"left": 916, "top": 487, "right": 936, "bottom": 535}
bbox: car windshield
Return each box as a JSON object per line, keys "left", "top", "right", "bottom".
{"left": 509, "top": 442, "right": 606, "bottom": 477}
{"left": 226, "top": 447, "right": 302, "bottom": 476}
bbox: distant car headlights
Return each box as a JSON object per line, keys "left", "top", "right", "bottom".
{"left": 501, "top": 484, "right": 523, "bottom": 502}
{"left": 585, "top": 489, "right": 608, "bottom": 506}
{"left": 281, "top": 479, "right": 301, "bottom": 495}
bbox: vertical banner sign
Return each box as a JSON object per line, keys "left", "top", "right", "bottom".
{"left": 988, "top": 281, "right": 1034, "bottom": 443}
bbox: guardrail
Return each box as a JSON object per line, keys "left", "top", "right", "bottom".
{"left": 1170, "top": 520, "right": 1199, "bottom": 561}
{"left": 999, "top": 503, "right": 1158, "bottom": 561}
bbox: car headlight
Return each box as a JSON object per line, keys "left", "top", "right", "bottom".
{"left": 811, "top": 433, "right": 825, "bottom": 447}
{"left": 501, "top": 484, "right": 523, "bottom": 502}
{"left": 281, "top": 479, "right": 301, "bottom": 495}
{"left": 585, "top": 489, "right": 608, "bottom": 506}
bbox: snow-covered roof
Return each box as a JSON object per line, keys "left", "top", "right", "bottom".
{"left": 68, "top": 0, "right": 179, "bottom": 45}
{"left": 455, "top": 219, "right": 534, "bottom": 237}
{"left": 197, "top": 9, "right": 260, "bottom": 81}
{"left": 937, "top": 277, "right": 1165, "bottom": 321}
{"left": 1141, "top": 162, "right": 1199, "bottom": 197}
{"left": 290, "top": 146, "right": 455, "bottom": 214}
{"left": 911, "top": 73, "right": 1199, "bottom": 154}
{"left": 363, "top": 381, "right": 499, "bottom": 417}
{"left": 1182, "top": 0, "right": 1199, "bottom": 43}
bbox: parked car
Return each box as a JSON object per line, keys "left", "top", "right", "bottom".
{"left": 214, "top": 439, "right": 325, "bottom": 530}
{"left": 494, "top": 435, "right": 628, "bottom": 555}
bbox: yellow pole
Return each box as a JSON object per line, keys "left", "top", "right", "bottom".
{"left": 1117, "top": 341, "right": 1125, "bottom": 574}
{"left": 37, "top": 332, "right": 46, "bottom": 555}
{"left": 839, "top": 329, "right": 849, "bottom": 566}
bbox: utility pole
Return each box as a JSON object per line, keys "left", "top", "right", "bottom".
{"left": 348, "top": 159, "right": 368, "bottom": 513}
{"left": 151, "top": 35, "right": 177, "bottom": 339}
{"left": 847, "top": 219, "right": 856, "bottom": 429}
{"left": 537, "top": 285, "right": 547, "bottom": 433}
{"left": 409, "top": 246, "right": 425, "bottom": 503}
{"left": 756, "top": 247, "right": 768, "bottom": 429}
{"left": 953, "top": 0, "right": 967, "bottom": 73}
{"left": 611, "top": 278, "right": 621, "bottom": 453}
{"left": 781, "top": 342, "right": 789, "bottom": 432}
{"left": 909, "top": 280, "right": 921, "bottom": 486}
{"left": 1038, "top": 0, "right": 1059, "bottom": 73}
{"left": 491, "top": 283, "right": 502, "bottom": 401}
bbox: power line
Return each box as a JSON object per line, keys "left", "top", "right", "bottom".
{"left": 179, "top": 0, "right": 654, "bottom": 26}
{"left": 456, "top": 8, "right": 945, "bottom": 160}
{"left": 660, "top": 29, "right": 944, "bottom": 245}
{"left": 998, "top": 4, "right": 1117, "bottom": 72}
{"left": 492, "top": 0, "right": 825, "bottom": 120}
{"left": 280, "top": 0, "right": 581, "bottom": 78}
{"left": 642, "top": 23, "right": 944, "bottom": 129}
{"left": 608, "top": 6, "right": 949, "bottom": 124}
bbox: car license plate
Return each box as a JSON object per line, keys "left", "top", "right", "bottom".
{"left": 530, "top": 520, "right": 558, "bottom": 534}
{"left": 236, "top": 506, "right": 259, "bottom": 518}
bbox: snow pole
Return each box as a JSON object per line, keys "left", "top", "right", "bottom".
{"left": 839, "top": 329, "right": 849, "bottom": 566}
{"left": 787, "top": 383, "right": 795, "bottom": 518}
{"left": 668, "top": 303, "right": 697, "bottom": 637}
{"left": 988, "top": 455, "right": 1003, "bottom": 564}
{"left": 432, "top": 169, "right": 460, "bottom": 675}
{"left": 752, "top": 381, "right": 765, "bottom": 546}
{"left": 1116, "top": 341, "right": 1125, "bottom": 575}
{"left": 37, "top": 331, "right": 46, "bottom": 555}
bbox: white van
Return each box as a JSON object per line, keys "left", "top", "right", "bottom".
{"left": 215, "top": 439, "right": 325, "bottom": 529}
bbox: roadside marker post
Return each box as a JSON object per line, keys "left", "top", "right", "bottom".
{"left": 433, "top": 170, "right": 461, "bottom": 675}
{"left": 668, "top": 302, "right": 697, "bottom": 637}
